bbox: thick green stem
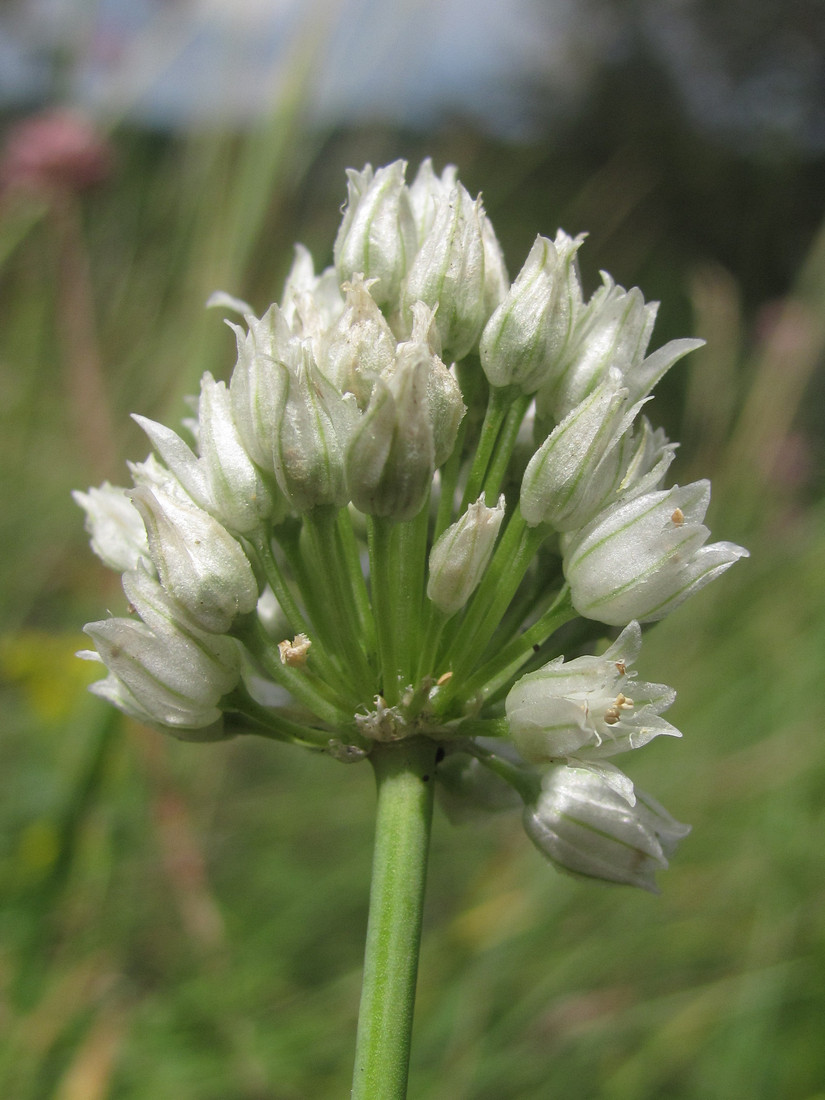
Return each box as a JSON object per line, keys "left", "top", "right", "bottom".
{"left": 352, "top": 738, "right": 439, "bottom": 1100}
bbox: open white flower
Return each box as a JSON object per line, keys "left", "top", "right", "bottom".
{"left": 564, "top": 480, "right": 749, "bottom": 625}
{"left": 506, "top": 622, "right": 679, "bottom": 764}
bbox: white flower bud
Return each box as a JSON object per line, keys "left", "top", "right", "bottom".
{"left": 523, "top": 766, "right": 690, "bottom": 891}
{"left": 121, "top": 565, "right": 241, "bottom": 684}
{"left": 73, "top": 482, "right": 151, "bottom": 573}
{"left": 132, "top": 378, "right": 279, "bottom": 536}
{"left": 334, "top": 161, "right": 417, "bottom": 311}
{"left": 564, "top": 480, "right": 749, "bottom": 625}
{"left": 408, "top": 158, "right": 457, "bottom": 239}
{"left": 346, "top": 350, "right": 434, "bottom": 521}
{"left": 390, "top": 302, "right": 465, "bottom": 467}
{"left": 408, "top": 163, "right": 507, "bottom": 324}
{"left": 131, "top": 485, "right": 259, "bottom": 633}
{"left": 316, "top": 274, "right": 397, "bottom": 405}
{"left": 539, "top": 273, "right": 704, "bottom": 420}
{"left": 196, "top": 373, "right": 279, "bottom": 533}
{"left": 520, "top": 371, "right": 643, "bottom": 530}
{"left": 481, "top": 232, "right": 585, "bottom": 392}
{"left": 427, "top": 494, "right": 506, "bottom": 615}
{"left": 280, "top": 244, "right": 344, "bottom": 347}
{"left": 80, "top": 567, "right": 241, "bottom": 736}
{"left": 271, "top": 346, "right": 357, "bottom": 512}
{"left": 401, "top": 181, "right": 488, "bottom": 361}
{"left": 229, "top": 304, "right": 292, "bottom": 475}
{"left": 506, "top": 621, "right": 679, "bottom": 763}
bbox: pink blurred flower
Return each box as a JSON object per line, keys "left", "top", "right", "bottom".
{"left": 1, "top": 108, "right": 112, "bottom": 195}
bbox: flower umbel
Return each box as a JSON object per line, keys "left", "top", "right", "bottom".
{"left": 77, "top": 158, "right": 747, "bottom": 896}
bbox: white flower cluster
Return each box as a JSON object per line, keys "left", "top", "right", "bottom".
{"left": 76, "top": 159, "right": 747, "bottom": 890}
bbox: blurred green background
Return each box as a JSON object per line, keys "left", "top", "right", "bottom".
{"left": 1, "top": 2, "right": 825, "bottom": 1097}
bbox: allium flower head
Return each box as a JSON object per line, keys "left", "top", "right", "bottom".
{"left": 76, "top": 158, "right": 747, "bottom": 893}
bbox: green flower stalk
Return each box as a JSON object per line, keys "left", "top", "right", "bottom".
{"left": 76, "top": 158, "right": 748, "bottom": 1098}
